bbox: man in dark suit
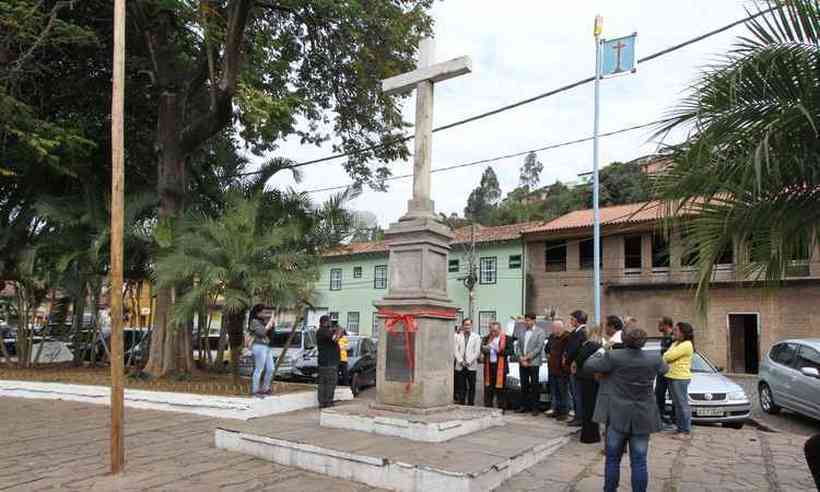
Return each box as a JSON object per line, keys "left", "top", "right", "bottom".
{"left": 316, "top": 315, "right": 340, "bottom": 408}
{"left": 563, "top": 310, "right": 588, "bottom": 426}
{"left": 656, "top": 316, "right": 675, "bottom": 424}
{"left": 583, "top": 327, "right": 668, "bottom": 492}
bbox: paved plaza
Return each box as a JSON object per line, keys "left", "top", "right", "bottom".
{"left": 0, "top": 396, "right": 815, "bottom": 491}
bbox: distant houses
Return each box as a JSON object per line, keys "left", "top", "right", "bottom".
{"left": 317, "top": 200, "right": 820, "bottom": 375}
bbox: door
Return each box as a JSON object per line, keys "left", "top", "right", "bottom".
{"left": 792, "top": 344, "right": 820, "bottom": 419}
{"left": 728, "top": 314, "right": 759, "bottom": 374}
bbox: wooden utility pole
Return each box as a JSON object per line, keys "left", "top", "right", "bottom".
{"left": 109, "top": 0, "right": 126, "bottom": 475}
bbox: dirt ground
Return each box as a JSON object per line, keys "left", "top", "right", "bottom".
{"left": 0, "top": 363, "right": 312, "bottom": 397}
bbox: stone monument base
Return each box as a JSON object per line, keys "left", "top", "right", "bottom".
{"left": 320, "top": 402, "right": 503, "bottom": 442}
{"left": 215, "top": 405, "right": 574, "bottom": 492}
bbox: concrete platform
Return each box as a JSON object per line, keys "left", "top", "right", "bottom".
{"left": 0, "top": 380, "right": 353, "bottom": 420}
{"left": 215, "top": 405, "right": 575, "bottom": 492}
{"left": 320, "top": 402, "right": 503, "bottom": 442}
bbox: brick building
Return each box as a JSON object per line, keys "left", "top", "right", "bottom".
{"left": 523, "top": 201, "right": 820, "bottom": 373}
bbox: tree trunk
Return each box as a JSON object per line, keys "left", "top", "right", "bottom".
{"left": 215, "top": 313, "right": 227, "bottom": 369}
{"left": 225, "top": 310, "right": 246, "bottom": 384}
{"left": 33, "top": 289, "right": 56, "bottom": 365}
{"left": 144, "top": 92, "right": 186, "bottom": 378}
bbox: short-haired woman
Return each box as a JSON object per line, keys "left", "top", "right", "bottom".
{"left": 663, "top": 322, "right": 694, "bottom": 438}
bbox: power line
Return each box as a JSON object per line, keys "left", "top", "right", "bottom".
{"left": 237, "top": 6, "right": 775, "bottom": 179}
{"left": 303, "top": 119, "right": 665, "bottom": 194}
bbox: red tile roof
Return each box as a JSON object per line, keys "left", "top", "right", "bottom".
{"left": 523, "top": 201, "right": 665, "bottom": 234}
{"left": 323, "top": 222, "right": 539, "bottom": 257}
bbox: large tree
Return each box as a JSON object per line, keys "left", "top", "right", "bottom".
{"left": 464, "top": 166, "right": 501, "bottom": 225}
{"left": 129, "top": 1, "right": 434, "bottom": 376}
{"left": 518, "top": 151, "right": 543, "bottom": 191}
{"left": 654, "top": 0, "right": 820, "bottom": 307}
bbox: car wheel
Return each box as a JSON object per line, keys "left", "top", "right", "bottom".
{"left": 759, "top": 383, "right": 781, "bottom": 415}
{"left": 350, "top": 373, "right": 361, "bottom": 397}
{"left": 723, "top": 422, "right": 744, "bottom": 430}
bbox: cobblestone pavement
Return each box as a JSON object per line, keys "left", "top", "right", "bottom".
{"left": 1, "top": 397, "right": 816, "bottom": 491}
{"left": 730, "top": 375, "right": 820, "bottom": 437}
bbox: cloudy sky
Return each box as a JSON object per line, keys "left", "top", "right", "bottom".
{"left": 265, "top": 1, "right": 759, "bottom": 227}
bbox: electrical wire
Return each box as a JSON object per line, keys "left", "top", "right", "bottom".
{"left": 235, "top": 6, "right": 776, "bottom": 179}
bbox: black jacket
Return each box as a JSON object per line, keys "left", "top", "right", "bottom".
{"left": 317, "top": 326, "right": 339, "bottom": 367}
{"left": 563, "top": 325, "right": 588, "bottom": 369}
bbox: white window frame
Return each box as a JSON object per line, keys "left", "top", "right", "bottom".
{"left": 329, "top": 268, "right": 342, "bottom": 291}
{"left": 479, "top": 257, "right": 497, "bottom": 285}
{"left": 347, "top": 312, "right": 360, "bottom": 335}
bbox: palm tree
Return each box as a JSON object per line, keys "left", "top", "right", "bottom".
{"left": 654, "top": 0, "right": 820, "bottom": 308}
{"left": 153, "top": 192, "right": 321, "bottom": 381}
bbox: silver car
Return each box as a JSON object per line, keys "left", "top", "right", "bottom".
{"left": 758, "top": 338, "right": 820, "bottom": 421}
{"left": 645, "top": 341, "right": 751, "bottom": 429}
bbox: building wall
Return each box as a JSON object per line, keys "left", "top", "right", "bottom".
{"left": 527, "top": 228, "right": 820, "bottom": 369}
{"left": 314, "top": 241, "right": 527, "bottom": 337}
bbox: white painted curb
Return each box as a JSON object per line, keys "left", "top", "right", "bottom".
{"left": 0, "top": 380, "right": 353, "bottom": 420}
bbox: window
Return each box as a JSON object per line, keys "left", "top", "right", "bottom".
{"left": 329, "top": 312, "right": 339, "bottom": 322}
{"left": 796, "top": 345, "right": 820, "bottom": 372}
{"left": 651, "top": 233, "right": 670, "bottom": 269}
{"left": 353, "top": 266, "right": 362, "bottom": 279}
{"left": 680, "top": 229, "right": 699, "bottom": 267}
{"left": 545, "top": 240, "right": 567, "bottom": 272}
{"left": 329, "top": 268, "right": 342, "bottom": 290}
{"left": 448, "top": 259, "right": 460, "bottom": 273}
{"left": 372, "top": 313, "right": 381, "bottom": 335}
{"left": 478, "top": 311, "right": 496, "bottom": 336}
{"left": 770, "top": 343, "right": 798, "bottom": 367}
{"left": 624, "top": 235, "right": 642, "bottom": 271}
{"left": 509, "top": 254, "right": 522, "bottom": 269}
{"left": 346, "top": 312, "right": 360, "bottom": 335}
{"left": 579, "top": 239, "right": 601, "bottom": 270}
{"left": 479, "top": 257, "right": 497, "bottom": 284}
{"left": 455, "top": 309, "right": 464, "bottom": 327}
{"left": 373, "top": 265, "right": 388, "bottom": 289}
{"left": 715, "top": 242, "right": 734, "bottom": 266}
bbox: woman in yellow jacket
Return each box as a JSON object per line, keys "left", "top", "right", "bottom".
{"left": 663, "top": 322, "right": 694, "bottom": 437}
{"left": 336, "top": 326, "right": 350, "bottom": 386}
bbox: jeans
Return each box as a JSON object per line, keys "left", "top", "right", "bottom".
{"left": 251, "top": 343, "right": 273, "bottom": 394}
{"left": 549, "top": 375, "right": 569, "bottom": 415}
{"left": 605, "top": 427, "right": 650, "bottom": 492}
{"left": 570, "top": 374, "right": 583, "bottom": 418}
{"left": 655, "top": 375, "right": 672, "bottom": 420}
{"left": 317, "top": 365, "right": 338, "bottom": 407}
{"left": 456, "top": 368, "right": 476, "bottom": 405}
{"left": 668, "top": 378, "right": 692, "bottom": 433}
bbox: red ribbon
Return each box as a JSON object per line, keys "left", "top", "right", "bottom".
{"left": 378, "top": 309, "right": 457, "bottom": 392}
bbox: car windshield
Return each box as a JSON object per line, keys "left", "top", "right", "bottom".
{"left": 645, "top": 348, "right": 715, "bottom": 373}
{"left": 270, "top": 332, "right": 302, "bottom": 347}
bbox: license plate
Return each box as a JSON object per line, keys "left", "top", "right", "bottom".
{"left": 696, "top": 408, "right": 724, "bottom": 417}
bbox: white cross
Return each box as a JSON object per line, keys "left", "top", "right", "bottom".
{"left": 382, "top": 38, "right": 472, "bottom": 219}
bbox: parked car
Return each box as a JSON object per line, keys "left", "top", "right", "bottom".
{"left": 758, "top": 338, "right": 820, "bottom": 421}
{"left": 644, "top": 340, "right": 751, "bottom": 429}
{"left": 239, "top": 328, "right": 317, "bottom": 378}
{"left": 294, "top": 336, "right": 378, "bottom": 395}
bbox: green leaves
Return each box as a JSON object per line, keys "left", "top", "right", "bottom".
{"left": 655, "top": 0, "right": 820, "bottom": 309}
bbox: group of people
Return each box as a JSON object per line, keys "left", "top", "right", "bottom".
{"left": 247, "top": 308, "right": 349, "bottom": 404}
{"left": 452, "top": 310, "right": 697, "bottom": 492}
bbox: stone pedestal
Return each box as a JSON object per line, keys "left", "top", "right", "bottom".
{"left": 374, "top": 216, "right": 456, "bottom": 409}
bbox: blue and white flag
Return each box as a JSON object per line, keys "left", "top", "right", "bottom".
{"left": 600, "top": 34, "right": 637, "bottom": 77}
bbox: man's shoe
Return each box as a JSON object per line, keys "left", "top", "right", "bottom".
{"left": 567, "top": 419, "right": 582, "bottom": 427}
{"left": 545, "top": 409, "right": 555, "bottom": 417}
{"left": 555, "top": 414, "right": 569, "bottom": 422}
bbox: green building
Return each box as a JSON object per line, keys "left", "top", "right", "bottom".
{"left": 308, "top": 223, "right": 534, "bottom": 337}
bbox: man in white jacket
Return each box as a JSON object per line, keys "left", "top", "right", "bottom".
{"left": 454, "top": 319, "right": 481, "bottom": 405}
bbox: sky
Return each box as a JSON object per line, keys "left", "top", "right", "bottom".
{"left": 264, "top": 1, "right": 759, "bottom": 228}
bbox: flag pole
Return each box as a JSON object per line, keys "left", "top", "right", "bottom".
{"left": 110, "top": 0, "right": 126, "bottom": 474}
{"left": 592, "top": 15, "right": 603, "bottom": 326}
